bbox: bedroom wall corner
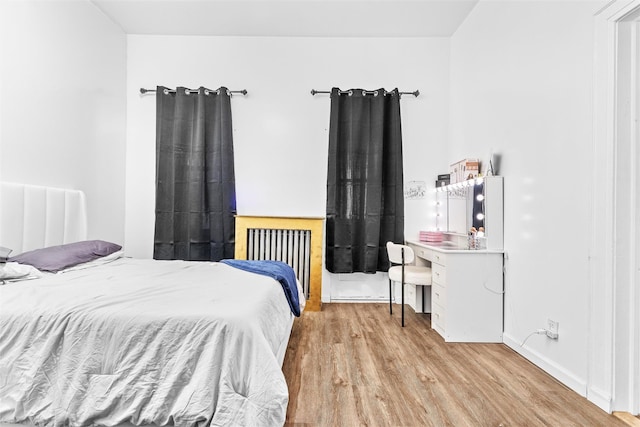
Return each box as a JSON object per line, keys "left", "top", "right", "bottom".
{"left": 0, "top": 1, "right": 127, "bottom": 248}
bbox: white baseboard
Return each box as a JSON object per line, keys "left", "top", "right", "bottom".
{"left": 329, "top": 297, "right": 388, "bottom": 303}
{"left": 587, "top": 385, "right": 613, "bottom": 413}
{"left": 503, "top": 332, "right": 587, "bottom": 397}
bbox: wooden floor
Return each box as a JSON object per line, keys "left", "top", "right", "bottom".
{"left": 282, "top": 303, "right": 628, "bottom": 427}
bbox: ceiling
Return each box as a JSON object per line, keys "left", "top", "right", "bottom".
{"left": 90, "top": 0, "right": 478, "bottom": 37}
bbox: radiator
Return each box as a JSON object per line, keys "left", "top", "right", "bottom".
{"left": 246, "top": 228, "right": 311, "bottom": 298}
{"left": 234, "top": 216, "right": 324, "bottom": 311}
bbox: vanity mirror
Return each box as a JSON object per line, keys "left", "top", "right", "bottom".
{"left": 435, "top": 176, "right": 503, "bottom": 250}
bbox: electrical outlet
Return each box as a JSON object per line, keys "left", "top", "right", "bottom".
{"left": 546, "top": 319, "right": 559, "bottom": 339}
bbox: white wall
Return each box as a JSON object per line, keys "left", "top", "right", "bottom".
{"left": 125, "top": 35, "right": 450, "bottom": 300}
{"left": 450, "top": 0, "right": 604, "bottom": 401}
{"left": 0, "top": 0, "right": 127, "bottom": 245}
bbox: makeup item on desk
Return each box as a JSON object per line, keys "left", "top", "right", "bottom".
{"left": 474, "top": 226, "right": 486, "bottom": 249}
{"left": 468, "top": 227, "right": 478, "bottom": 250}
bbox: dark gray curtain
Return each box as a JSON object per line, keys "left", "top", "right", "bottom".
{"left": 154, "top": 86, "right": 236, "bottom": 261}
{"left": 325, "top": 88, "right": 404, "bottom": 274}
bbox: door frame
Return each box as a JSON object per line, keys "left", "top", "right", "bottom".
{"left": 591, "top": 0, "right": 640, "bottom": 414}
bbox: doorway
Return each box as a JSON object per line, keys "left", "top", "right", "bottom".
{"left": 591, "top": 0, "right": 640, "bottom": 416}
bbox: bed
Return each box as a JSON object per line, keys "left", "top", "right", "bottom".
{"left": 0, "top": 183, "right": 303, "bottom": 427}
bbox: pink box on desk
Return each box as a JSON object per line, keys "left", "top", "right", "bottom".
{"left": 450, "top": 158, "right": 480, "bottom": 183}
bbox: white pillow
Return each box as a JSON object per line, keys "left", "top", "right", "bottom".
{"left": 59, "top": 249, "right": 124, "bottom": 273}
{"left": 0, "top": 262, "right": 42, "bottom": 283}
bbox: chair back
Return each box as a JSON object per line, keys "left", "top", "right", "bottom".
{"left": 386, "top": 241, "right": 415, "bottom": 265}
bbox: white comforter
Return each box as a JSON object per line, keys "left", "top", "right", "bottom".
{"left": 0, "top": 258, "right": 295, "bottom": 427}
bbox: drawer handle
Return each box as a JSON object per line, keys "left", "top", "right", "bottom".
{"left": 436, "top": 255, "right": 441, "bottom": 261}
{"left": 435, "top": 272, "right": 440, "bottom": 276}
{"left": 435, "top": 292, "right": 440, "bottom": 299}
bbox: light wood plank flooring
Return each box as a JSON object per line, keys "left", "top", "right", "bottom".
{"left": 614, "top": 411, "right": 640, "bottom": 426}
{"left": 282, "top": 303, "right": 627, "bottom": 427}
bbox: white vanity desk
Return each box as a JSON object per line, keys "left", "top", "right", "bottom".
{"left": 407, "top": 240, "right": 504, "bottom": 343}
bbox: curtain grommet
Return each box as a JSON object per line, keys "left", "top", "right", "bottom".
{"left": 163, "top": 89, "right": 169, "bottom": 95}
{"left": 204, "top": 89, "right": 210, "bottom": 96}
{"left": 348, "top": 90, "right": 353, "bottom": 96}
{"left": 374, "top": 90, "right": 379, "bottom": 97}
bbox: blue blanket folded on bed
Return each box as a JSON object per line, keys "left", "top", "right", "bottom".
{"left": 220, "top": 259, "right": 300, "bottom": 317}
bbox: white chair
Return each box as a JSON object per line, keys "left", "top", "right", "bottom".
{"left": 386, "top": 241, "right": 432, "bottom": 327}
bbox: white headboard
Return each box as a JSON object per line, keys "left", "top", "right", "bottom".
{"left": 0, "top": 182, "right": 88, "bottom": 255}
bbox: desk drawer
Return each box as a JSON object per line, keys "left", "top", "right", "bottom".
{"left": 413, "top": 246, "right": 433, "bottom": 261}
{"left": 432, "top": 251, "right": 447, "bottom": 266}
{"left": 432, "top": 263, "right": 447, "bottom": 286}
{"left": 432, "top": 282, "right": 447, "bottom": 308}
{"left": 432, "top": 302, "right": 446, "bottom": 331}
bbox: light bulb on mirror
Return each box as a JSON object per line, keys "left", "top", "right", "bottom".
{"left": 476, "top": 213, "right": 485, "bottom": 220}
{"left": 476, "top": 194, "right": 485, "bottom": 201}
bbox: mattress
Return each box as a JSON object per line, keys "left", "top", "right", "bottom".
{"left": 0, "top": 257, "right": 298, "bottom": 427}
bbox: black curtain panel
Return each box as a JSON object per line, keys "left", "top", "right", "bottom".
{"left": 154, "top": 86, "right": 236, "bottom": 261}
{"left": 325, "top": 88, "right": 405, "bottom": 274}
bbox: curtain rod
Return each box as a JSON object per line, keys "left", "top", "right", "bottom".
{"left": 310, "top": 89, "right": 420, "bottom": 97}
{"left": 140, "top": 88, "right": 248, "bottom": 96}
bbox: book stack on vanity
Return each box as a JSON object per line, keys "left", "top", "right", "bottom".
{"left": 419, "top": 230, "right": 443, "bottom": 243}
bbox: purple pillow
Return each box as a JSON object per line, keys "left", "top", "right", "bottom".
{"left": 9, "top": 240, "right": 122, "bottom": 272}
